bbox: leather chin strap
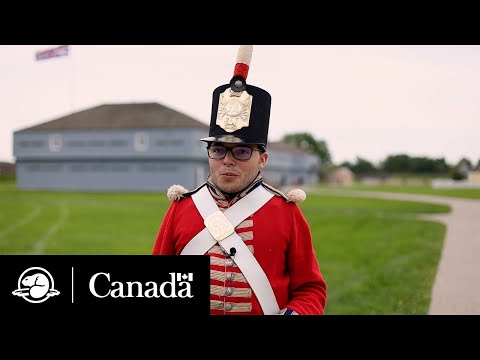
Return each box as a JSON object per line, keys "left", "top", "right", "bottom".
{"left": 182, "top": 185, "right": 280, "bottom": 315}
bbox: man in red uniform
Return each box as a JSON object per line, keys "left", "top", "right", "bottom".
{"left": 152, "top": 46, "right": 327, "bottom": 315}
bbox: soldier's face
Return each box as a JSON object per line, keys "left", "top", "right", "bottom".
{"left": 208, "top": 142, "right": 268, "bottom": 193}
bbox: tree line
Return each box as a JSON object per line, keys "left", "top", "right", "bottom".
{"left": 283, "top": 132, "right": 479, "bottom": 180}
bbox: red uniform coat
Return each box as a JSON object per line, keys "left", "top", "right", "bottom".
{"left": 152, "top": 184, "right": 327, "bottom": 315}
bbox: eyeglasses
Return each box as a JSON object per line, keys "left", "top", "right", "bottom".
{"left": 207, "top": 145, "right": 262, "bottom": 161}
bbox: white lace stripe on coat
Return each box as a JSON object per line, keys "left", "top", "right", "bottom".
{"left": 210, "top": 256, "right": 238, "bottom": 268}
{"left": 210, "top": 284, "right": 252, "bottom": 298}
{"left": 211, "top": 299, "right": 252, "bottom": 312}
{"left": 236, "top": 220, "right": 253, "bottom": 229}
{"left": 211, "top": 269, "right": 247, "bottom": 283}
{"left": 238, "top": 231, "right": 253, "bottom": 241}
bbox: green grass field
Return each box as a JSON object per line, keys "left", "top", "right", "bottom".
{"left": 302, "top": 196, "right": 448, "bottom": 314}
{"left": 0, "top": 180, "right": 451, "bottom": 314}
{"left": 0, "top": 181, "right": 167, "bottom": 254}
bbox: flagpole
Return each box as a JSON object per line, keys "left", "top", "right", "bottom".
{"left": 35, "top": 45, "right": 74, "bottom": 114}
{"left": 69, "top": 45, "right": 75, "bottom": 114}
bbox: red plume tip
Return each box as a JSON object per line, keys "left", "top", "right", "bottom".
{"left": 233, "top": 63, "right": 249, "bottom": 80}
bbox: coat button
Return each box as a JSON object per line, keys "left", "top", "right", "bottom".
{"left": 225, "top": 287, "right": 233, "bottom": 296}
{"left": 225, "top": 303, "right": 233, "bottom": 311}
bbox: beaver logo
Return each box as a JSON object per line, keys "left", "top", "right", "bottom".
{"left": 12, "top": 267, "right": 60, "bottom": 303}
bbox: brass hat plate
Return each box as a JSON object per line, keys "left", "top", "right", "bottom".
{"left": 204, "top": 210, "right": 235, "bottom": 241}
{"left": 216, "top": 88, "right": 253, "bottom": 133}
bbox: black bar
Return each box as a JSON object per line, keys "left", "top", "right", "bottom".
{"left": 0, "top": 255, "right": 210, "bottom": 314}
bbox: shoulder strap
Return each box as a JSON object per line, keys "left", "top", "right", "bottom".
{"left": 261, "top": 182, "right": 288, "bottom": 200}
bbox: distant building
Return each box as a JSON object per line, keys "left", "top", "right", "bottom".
{"left": 468, "top": 170, "right": 480, "bottom": 184}
{"left": 13, "top": 103, "right": 320, "bottom": 191}
{"left": 329, "top": 166, "right": 354, "bottom": 186}
{"left": 262, "top": 142, "right": 320, "bottom": 188}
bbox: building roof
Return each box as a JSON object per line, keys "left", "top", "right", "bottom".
{"left": 15, "top": 103, "right": 209, "bottom": 133}
{"left": 14, "top": 103, "right": 317, "bottom": 158}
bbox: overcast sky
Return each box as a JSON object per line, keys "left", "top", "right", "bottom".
{"left": 1, "top": 45, "right": 479, "bottom": 166}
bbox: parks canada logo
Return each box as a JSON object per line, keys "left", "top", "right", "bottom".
{"left": 12, "top": 267, "right": 60, "bottom": 303}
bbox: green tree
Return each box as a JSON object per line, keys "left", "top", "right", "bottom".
{"left": 353, "top": 157, "right": 377, "bottom": 175}
{"left": 410, "top": 157, "right": 449, "bottom": 174}
{"left": 341, "top": 157, "right": 377, "bottom": 176}
{"left": 381, "top": 154, "right": 411, "bottom": 173}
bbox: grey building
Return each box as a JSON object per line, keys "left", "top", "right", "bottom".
{"left": 264, "top": 142, "right": 320, "bottom": 187}
{"left": 13, "top": 103, "right": 320, "bottom": 192}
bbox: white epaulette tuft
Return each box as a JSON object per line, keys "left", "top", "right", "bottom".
{"left": 167, "top": 184, "right": 189, "bottom": 201}
{"left": 285, "top": 189, "right": 307, "bottom": 203}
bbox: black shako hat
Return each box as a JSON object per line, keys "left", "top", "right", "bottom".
{"left": 200, "top": 45, "right": 271, "bottom": 148}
